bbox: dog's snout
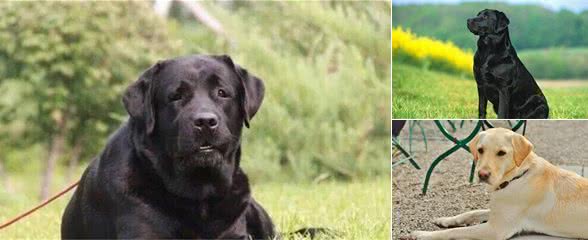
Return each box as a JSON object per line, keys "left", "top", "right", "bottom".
{"left": 467, "top": 18, "right": 475, "bottom": 26}
{"left": 478, "top": 170, "right": 491, "bottom": 181}
{"left": 193, "top": 112, "right": 219, "bottom": 130}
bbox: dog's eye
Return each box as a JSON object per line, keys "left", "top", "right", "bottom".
{"left": 497, "top": 150, "right": 506, "bottom": 156}
{"left": 478, "top": 148, "right": 484, "bottom": 154}
{"left": 168, "top": 92, "right": 182, "bottom": 102}
{"left": 217, "top": 89, "right": 229, "bottom": 98}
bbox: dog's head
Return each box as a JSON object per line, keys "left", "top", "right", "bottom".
{"left": 123, "top": 55, "right": 264, "bottom": 182}
{"left": 467, "top": 9, "right": 510, "bottom": 36}
{"left": 469, "top": 128, "right": 533, "bottom": 188}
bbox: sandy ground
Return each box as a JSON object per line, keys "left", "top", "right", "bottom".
{"left": 392, "top": 120, "right": 588, "bottom": 239}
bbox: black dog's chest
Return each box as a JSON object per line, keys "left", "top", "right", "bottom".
{"left": 476, "top": 67, "right": 508, "bottom": 100}
{"left": 475, "top": 54, "right": 514, "bottom": 84}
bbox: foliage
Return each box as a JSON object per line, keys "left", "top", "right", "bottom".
{"left": 393, "top": 2, "right": 588, "bottom": 51}
{"left": 0, "top": 2, "right": 179, "bottom": 161}
{"left": 394, "top": 3, "right": 588, "bottom": 79}
{"left": 392, "top": 26, "right": 473, "bottom": 76}
{"left": 173, "top": 2, "right": 391, "bottom": 182}
{"left": 0, "top": 2, "right": 389, "bottom": 182}
{"left": 392, "top": 63, "right": 588, "bottom": 119}
{"left": 519, "top": 48, "right": 588, "bottom": 79}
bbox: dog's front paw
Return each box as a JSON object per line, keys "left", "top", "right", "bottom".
{"left": 433, "top": 216, "right": 461, "bottom": 228}
{"left": 408, "top": 231, "right": 436, "bottom": 240}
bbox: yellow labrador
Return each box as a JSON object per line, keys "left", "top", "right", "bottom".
{"left": 410, "top": 128, "right": 588, "bottom": 240}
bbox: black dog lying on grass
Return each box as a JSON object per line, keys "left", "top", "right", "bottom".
{"left": 468, "top": 9, "right": 549, "bottom": 119}
{"left": 61, "top": 55, "right": 330, "bottom": 239}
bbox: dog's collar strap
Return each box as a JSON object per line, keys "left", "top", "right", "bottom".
{"left": 496, "top": 169, "right": 529, "bottom": 191}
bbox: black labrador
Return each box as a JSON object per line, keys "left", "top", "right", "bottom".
{"left": 61, "top": 55, "right": 319, "bottom": 239}
{"left": 467, "top": 9, "right": 549, "bottom": 119}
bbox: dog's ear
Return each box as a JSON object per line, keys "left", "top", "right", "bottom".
{"left": 215, "top": 55, "right": 265, "bottom": 128}
{"left": 511, "top": 133, "right": 533, "bottom": 167}
{"left": 123, "top": 61, "right": 165, "bottom": 135}
{"left": 469, "top": 132, "right": 484, "bottom": 161}
{"left": 495, "top": 11, "right": 510, "bottom": 33}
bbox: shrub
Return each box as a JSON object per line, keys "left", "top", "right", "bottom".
{"left": 393, "top": 26, "right": 473, "bottom": 76}
{"left": 0, "top": 2, "right": 389, "bottom": 184}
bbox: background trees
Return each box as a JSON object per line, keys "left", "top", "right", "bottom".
{"left": 0, "top": 2, "right": 178, "bottom": 199}
{"left": 393, "top": 2, "right": 588, "bottom": 79}
{"left": 393, "top": 3, "right": 588, "bottom": 50}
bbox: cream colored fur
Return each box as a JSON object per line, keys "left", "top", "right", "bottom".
{"left": 410, "top": 128, "right": 588, "bottom": 240}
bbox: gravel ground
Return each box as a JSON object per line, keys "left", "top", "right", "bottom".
{"left": 392, "top": 120, "right": 588, "bottom": 239}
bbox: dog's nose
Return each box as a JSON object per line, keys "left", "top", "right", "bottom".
{"left": 193, "top": 112, "right": 219, "bottom": 130}
{"left": 478, "top": 170, "right": 491, "bottom": 181}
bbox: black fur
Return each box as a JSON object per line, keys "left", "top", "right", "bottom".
{"left": 61, "top": 55, "right": 274, "bottom": 239}
{"left": 468, "top": 9, "right": 549, "bottom": 119}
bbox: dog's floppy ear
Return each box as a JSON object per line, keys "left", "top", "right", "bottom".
{"left": 215, "top": 55, "right": 265, "bottom": 128}
{"left": 123, "top": 61, "right": 165, "bottom": 135}
{"left": 511, "top": 133, "right": 533, "bottom": 167}
{"left": 469, "top": 132, "right": 484, "bottom": 161}
{"left": 495, "top": 11, "right": 510, "bottom": 33}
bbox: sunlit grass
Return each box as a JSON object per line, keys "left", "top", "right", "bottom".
{"left": 0, "top": 171, "right": 389, "bottom": 239}
{"left": 392, "top": 62, "right": 588, "bottom": 119}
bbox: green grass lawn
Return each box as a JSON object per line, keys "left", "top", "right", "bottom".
{"left": 0, "top": 173, "right": 389, "bottom": 239}
{"left": 392, "top": 62, "right": 588, "bottom": 119}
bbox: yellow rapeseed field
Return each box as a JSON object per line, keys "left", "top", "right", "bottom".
{"left": 392, "top": 26, "right": 473, "bottom": 74}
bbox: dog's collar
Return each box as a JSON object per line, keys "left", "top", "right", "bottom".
{"left": 496, "top": 169, "right": 529, "bottom": 191}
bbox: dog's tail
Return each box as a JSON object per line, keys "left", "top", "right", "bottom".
{"left": 283, "top": 227, "right": 339, "bottom": 239}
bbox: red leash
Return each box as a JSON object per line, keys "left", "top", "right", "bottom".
{"left": 0, "top": 180, "right": 79, "bottom": 230}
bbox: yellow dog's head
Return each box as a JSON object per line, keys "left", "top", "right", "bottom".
{"left": 469, "top": 128, "right": 533, "bottom": 189}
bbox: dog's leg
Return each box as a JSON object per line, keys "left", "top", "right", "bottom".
{"left": 477, "top": 86, "right": 487, "bottom": 118}
{"left": 497, "top": 90, "right": 510, "bottom": 118}
{"left": 513, "top": 95, "right": 548, "bottom": 119}
{"left": 524, "top": 105, "right": 547, "bottom": 119}
{"left": 411, "top": 222, "right": 495, "bottom": 240}
{"left": 432, "top": 209, "right": 490, "bottom": 228}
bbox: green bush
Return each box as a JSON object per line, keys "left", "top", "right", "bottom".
{"left": 0, "top": 2, "right": 178, "bottom": 169}
{"left": 0, "top": 2, "right": 389, "bottom": 183}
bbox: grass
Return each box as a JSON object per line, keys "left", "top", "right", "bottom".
{"left": 392, "top": 62, "right": 588, "bottom": 119}
{"left": 0, "top": 171, "right": 389, "bottom": 239}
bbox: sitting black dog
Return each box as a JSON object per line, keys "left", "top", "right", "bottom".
{"left": 467, "top": 9, "right": 549, "bottom": 119}
{"left": 61, "top": 55, "right": 275, "bottom": 238}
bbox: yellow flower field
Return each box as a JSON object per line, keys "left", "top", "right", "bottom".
{"left": 392, "top": 26, "right": 473, "bottom": 74}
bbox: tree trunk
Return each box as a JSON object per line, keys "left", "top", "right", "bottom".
{"left": 40, "top": 117, "right": 67, "bottom": 201}
{"left": 67, "top": 140, "right": 83, "bottom": 182}
{"left": 177, "top": 0, "right": 226, "bottom": 37}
